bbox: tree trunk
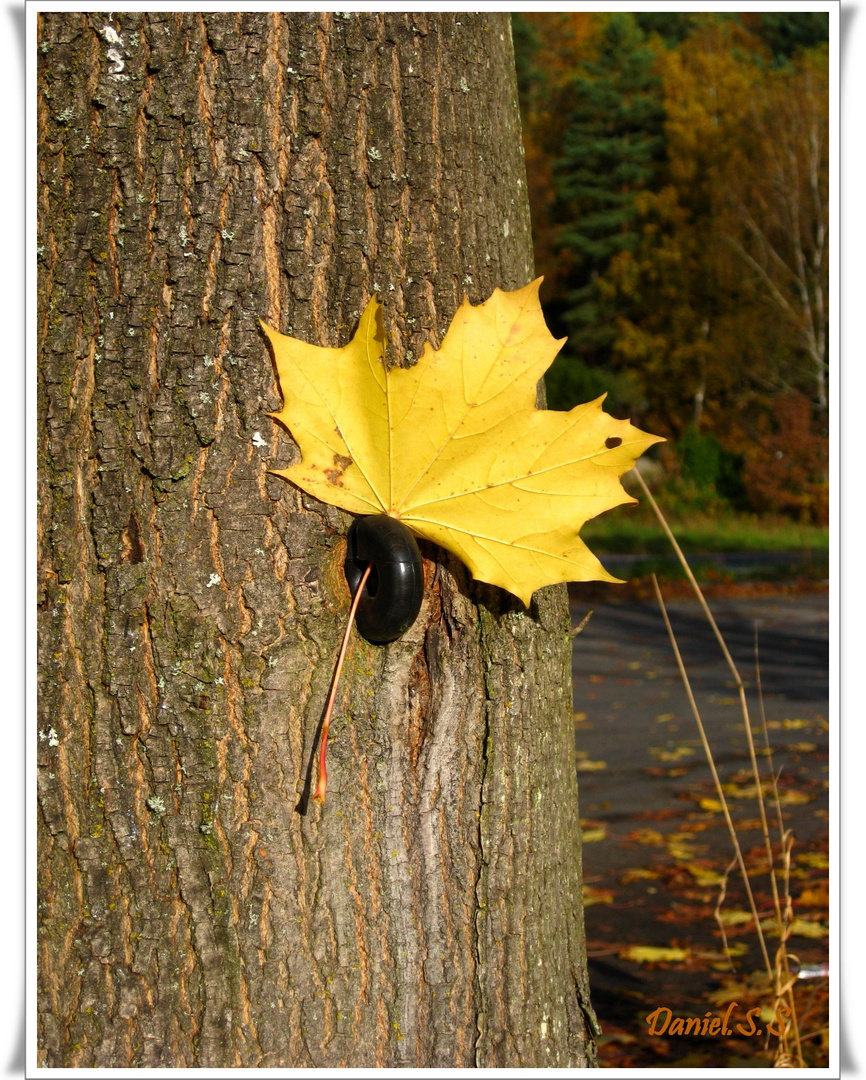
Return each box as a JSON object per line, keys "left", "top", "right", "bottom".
{"left": 37, "top": 12, "right": 597, "bottom": 1068}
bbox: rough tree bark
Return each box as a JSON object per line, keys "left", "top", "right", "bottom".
{"left": 37, "top": 12, "right": 597, "bottom": 1068}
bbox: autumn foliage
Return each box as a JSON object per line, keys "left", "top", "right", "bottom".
{"left": 514, "top": 12, "right": 829, "bottom": 524}
{"left": 742, "top": 392, "right": 829, "bottom": 525}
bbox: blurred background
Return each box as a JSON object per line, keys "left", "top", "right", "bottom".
{"left": 512, "top": 14, "right": 832, "bottom": 1066}
{"left": 513, "top": 10, "right": 829, "bottom": 586}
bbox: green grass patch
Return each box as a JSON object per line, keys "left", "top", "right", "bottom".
{"left": 583, "top": 512, "right": 828, "bottom": 555}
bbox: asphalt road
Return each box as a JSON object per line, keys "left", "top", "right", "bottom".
{"left": 570, "top": 591, "right": 829, "bottom": 821}
{"left": 567, "top": 590, "right": 831, "bottom": 1066}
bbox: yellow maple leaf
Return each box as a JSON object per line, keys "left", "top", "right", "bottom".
{"left": 717, "top": 910, "right": 755, "bottom": 927}
{"left": 582, "top": 885, "right": 614, "bottom": 906}
{"left": 581, "top": 827, "right": 607, "bottom": 843}
{"left": 620, "top": 945, "right": 689, "bottom": 964}
{"left": 760, "top": 917, "right": 828, "bottom": 939}
{"left": 796, "top": 853, "right": 829, "bottom": 869}
{"left": 262, "top": 279, "right": 662, "bottom": 605}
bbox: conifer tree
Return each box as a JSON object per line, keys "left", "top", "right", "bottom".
{"left": 747, "top": 11, "right": 829, "bottom": 62}
{"left": 553, "top": 13, "right": 665, "bottom": 368}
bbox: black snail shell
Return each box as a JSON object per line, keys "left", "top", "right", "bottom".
{"left": 344, "top": 516, "right": 424, "bottom": 644}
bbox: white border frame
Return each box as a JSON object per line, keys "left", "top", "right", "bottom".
{"left": 23, "top": 4, "right": 844, "bottom": 1078}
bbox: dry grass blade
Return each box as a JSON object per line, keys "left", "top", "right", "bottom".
{"left": 714, "top": 856, "right": 739, "bottom": 973}
{"left": 754, "top": 631, "right": 803, "bottom": 1063}
{"left": 650, "top": 573, "right": 772, "bottom": 975}
{"left": 755, "top": 630, "right": 788, "bottom": 847}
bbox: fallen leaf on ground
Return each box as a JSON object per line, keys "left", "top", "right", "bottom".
{"left": 651, "top": 746, "right": 695, "bottom": 762}
{"left": 625, "top": 829, "right": 665, "bottom": 845}
{"left": 760, "top": 917, "right": 828, "bottom": 939}
{"left": 583, "top": 885, "right": 615, "bottom": 906}
{"left": 694, "top": 944, "right": 749, "bottom": 961}
{"left": 717, "top": 910, "right": 755, "bottom": 927}
{"left": 796, "top": 853, "right": 829, "bottom": 869}
{"left": 720, "top": 782, "right": 813, "bottom": 805}
{"left": 666, "top": 837, "right": 702, "bottom": 861}
{"left": 765, "top": 718, "right": 811, "bottom": 730}
{"left": 776, "top": 790, "right": 815, "bottom": 806}
{"left": 620, "top": 868, "right": 661, "bottom": 883}
{"left": 797, "top": 881, "right": 829, "bottom": 907}
{"left": 621, "top": 945, "right": 690, "bottom": 964}
{"left": 684, "top": 865, "right": 726, "bottom": 886}
{"left": 581, "top": 827, "right": 608, "bottom": 843}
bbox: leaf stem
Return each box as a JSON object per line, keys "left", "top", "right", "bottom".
{"left": 312, "top": 561, "right": 372, "bottom": 805}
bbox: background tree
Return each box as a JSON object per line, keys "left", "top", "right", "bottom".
{"left": 741, "top": 10, "right": 830, "bottom": 62}
{"left": 511, "top": 12, "right": 594, "bottom": 300}
{"left": 604, "top": 17, "right": 768, "bottom": 436}
{"left": 514, "top": 11, "right": 829, "bottom": 521}
{"left": 553, "top": 13, "right": 665, "bottom": 363}
{"left": 37, "top": 12, "right": 597, "bottom": 1068}
{"left": 722, "top": 49, "right": 830, "bottom": 416}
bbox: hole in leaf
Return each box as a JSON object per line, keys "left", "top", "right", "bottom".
{"left": 605, "top": 437, "right": 622, "bottom": 449}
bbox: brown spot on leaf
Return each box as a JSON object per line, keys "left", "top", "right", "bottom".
{"left": 325, "top": 453, "right": 353, "bottom": 485}
{"left": 605, "top": 437, "right": 623, "bottom": 449}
